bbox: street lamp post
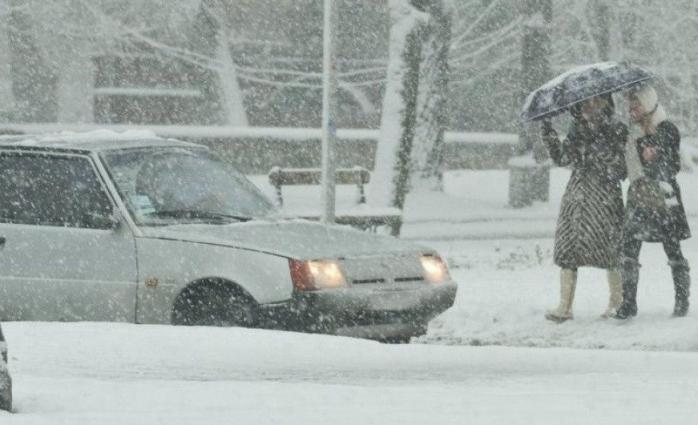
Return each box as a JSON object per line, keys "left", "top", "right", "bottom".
{"left": 321, "top": 0, "right": 339, "bottom": 224}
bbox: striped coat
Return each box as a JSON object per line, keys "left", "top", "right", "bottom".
{"left": 545, "top": 118, "right": 628, "bottom": 269}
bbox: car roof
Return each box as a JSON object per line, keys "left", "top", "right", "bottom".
{"left": 0, "top": 129, "right": 202, "bottom": 154}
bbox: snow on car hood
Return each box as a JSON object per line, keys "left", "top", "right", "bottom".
{"left": 140, "top": 219, "right": 429, "bottom": 259}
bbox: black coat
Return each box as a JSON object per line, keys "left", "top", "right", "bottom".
{"left": 546, "top": 118, "right": 627, "bottom": 269}
{"left": 624, "top": 120, "right": 691, "bottom": 242}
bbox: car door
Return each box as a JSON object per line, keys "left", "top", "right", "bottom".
{"left": 0, "top": 150, "right": 138, "bottom": 322}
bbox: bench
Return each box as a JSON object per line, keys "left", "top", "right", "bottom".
{"left": 268, "top": 166, "right": 402, "bottom": 236}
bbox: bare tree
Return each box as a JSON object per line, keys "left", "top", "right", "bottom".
{"left": 367, "top": 0, "right": 427, "bottom": 209}
{"left": 370, "top": 0, "right": 523, "bottom": 208}
{"left": 0, "top": 12, "right": 13, "bottom": 119}
{"left": 554, "top": 0, "right": 698, "bottom": 133}
{"left": 586, "top": 0, "right": 612, "bottom": 61}
{"left": 509, "top": 0, "right": 552, "bottom": 208}
{"left": 2, "top": 0, "right": 391, "bottom": 126}
{"left": 199, "top": 0, "right": 248, "bottom": 125}
{"left": 411, "top": 0, "right": 453, "bottom": 191}
{"left": 448, "top": 0, "right": 522, "bottom": 132}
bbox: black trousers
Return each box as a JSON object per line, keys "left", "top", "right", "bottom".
{"left": 622, "top": 234, "right": 686, "bottom": 265}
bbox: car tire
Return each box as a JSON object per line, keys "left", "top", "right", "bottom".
{"left": 172, "top": 283, "right": 258, "bottom": 327}
{"left": 380, "top": 335, "right": 413, "bottom": 344}
{"left": 379, "top": 324, "right": 428, "bottom": 344}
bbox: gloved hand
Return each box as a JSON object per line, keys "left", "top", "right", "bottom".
{"left": 566, "top": 118, "right": 581, "bottom": 138}
{"left": 541, "top": 120, "right": 559, "bottom": 151}
{"left": 541, "top": 119, "right": 557, "bottom": 138}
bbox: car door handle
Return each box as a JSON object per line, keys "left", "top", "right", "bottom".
{"left": 0, "top": 237, "right": 5, "bottom": 246}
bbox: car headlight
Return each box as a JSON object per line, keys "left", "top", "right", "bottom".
{"left": 420, "top": 255, "right": 450, "bottom": 284}
{"left": 289, "top": 259, "right": 347, "bottom": 290}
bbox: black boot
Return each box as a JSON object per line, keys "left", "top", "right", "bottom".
{"left": 670, "top": 259, "right": 690, "bottom": 317}
{"left": 615, "top": 258, "right": 640, "bottom": 319}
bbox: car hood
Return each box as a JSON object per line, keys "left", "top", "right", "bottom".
{"left": 140, "top": 220, "right": 428, "bottom": 259}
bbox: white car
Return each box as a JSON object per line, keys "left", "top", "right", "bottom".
{"left": 0, "top": 131, "right": 457, "bottom": 341}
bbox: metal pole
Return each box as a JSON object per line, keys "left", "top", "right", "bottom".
{"left": 321, "top": 0, "right": 338, "bottom": 224}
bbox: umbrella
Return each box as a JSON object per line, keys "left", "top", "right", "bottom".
{"left": 520, "top": 61, "right": 655, "bottom": 122}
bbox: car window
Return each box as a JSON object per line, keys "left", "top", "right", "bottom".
{"left": 0, "top": 152, "right": 114, "bottom": 229}
{"left": 101, "top": 147, "right": 275, "bottom": 225}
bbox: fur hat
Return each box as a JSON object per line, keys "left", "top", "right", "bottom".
{"left": 630, "top": 84, "right": 667, "bottom": 128}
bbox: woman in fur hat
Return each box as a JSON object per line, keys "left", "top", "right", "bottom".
{"left": 615, "top": 84, "right": 691, "bottom": 318}
{"left": 542, "top": 94, "right": 628, "bottom": 322}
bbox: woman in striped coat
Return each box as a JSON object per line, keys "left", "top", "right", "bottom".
{"left": 542, "top": 94, "right": 628, "bottom": 322}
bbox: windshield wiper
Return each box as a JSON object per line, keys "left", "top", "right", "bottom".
{"left": 146, "top": 210, "right": 253, "bottom": 223}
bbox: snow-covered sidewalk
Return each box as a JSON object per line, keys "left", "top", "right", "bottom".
{"left": 252, "top": 168, "right": 698, "bottom": 240}
{"left": 2, "top": 322, "right": 698, "bottom": 425}
{"left": 402, "top": 170, "right": 698, "bottom": 350}
{"left": 421, "top": 234, "right": 698, "bottom": 351}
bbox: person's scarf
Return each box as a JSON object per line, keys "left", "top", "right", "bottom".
{"left": 625, "top": 124, "right": 645, "bottom": 182}
{"left": 624, "top": 97, "right": 667, "bottom": 182}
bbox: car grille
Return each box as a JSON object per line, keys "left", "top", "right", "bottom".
{"left": 394, "top": 276, "right": 424, "bottom": 283}
{"left": 352, "top": 278, "right": 387, "bottom": 285}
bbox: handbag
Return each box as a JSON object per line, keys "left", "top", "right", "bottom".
{"left": 627, "top": 176, "right": 666, "bottom": 211}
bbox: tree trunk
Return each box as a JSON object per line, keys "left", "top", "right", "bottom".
{"left": 411, "top": 0, "right": 452, "bottom": 192}
{"left": 509, "top": 0, "right": 552, "bottom": 208}
{"left": 215, "top": 26, "right": 248, "bottom": 126}
{"left": 8, "top": 2, "right": 58, "bottom": 122}
{"left": 367, "top": 0, "right": 427, "bottom": 209}
{"left": 56, "top": 48, "right": 95, "bottom": 123}
{"left": 0, "top": 13, "right": 15, "bottom": 120}
{"left": 587, "top": 0, "right": 611, "bottom": 61}
{"left": 519, "top": 0, "right": 552, "bottom": 152}
{"left": 200, "top": 0, "right": 248, "bottom": 126}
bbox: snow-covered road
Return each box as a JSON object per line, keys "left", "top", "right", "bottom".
{"left": 3, "top": 228, "right": 698, "bottom": 424}
{"left": 2, "top": 322, "right": 697, "bottom": 425}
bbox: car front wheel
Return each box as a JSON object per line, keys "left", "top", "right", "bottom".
{"left": 172, "top": 283, "right": 258, "bottom": 327}
{"left": 379, "top": 324, "right": 428, "bottom": 344}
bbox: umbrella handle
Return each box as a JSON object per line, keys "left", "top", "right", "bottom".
{"left": 541, "top": 119, "right": 554, "bottom": 135}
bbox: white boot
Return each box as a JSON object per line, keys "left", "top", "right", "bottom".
{"left": 545, "top": 269, "right": 577, "bottom": 322}
{"left": 601, "top": 269, "right": 623, "bottom": 319}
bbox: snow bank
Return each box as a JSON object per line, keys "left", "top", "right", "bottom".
{"left": 2, "top": 322, "right": 698, "bottom": 424}
{"left": 1, "top": 123, "right": 517, "bottom": 145}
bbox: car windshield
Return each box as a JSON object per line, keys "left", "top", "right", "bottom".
{"left": 101, "top": 146, "right": 276, "bottom": 226}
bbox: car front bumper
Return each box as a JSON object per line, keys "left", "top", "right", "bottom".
{"left": 266, "top": 281, "right": 457, "bottom": 340}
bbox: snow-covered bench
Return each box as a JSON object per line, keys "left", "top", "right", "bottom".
{"left": 268, "top": 166, "right": 402, "bottom": 236}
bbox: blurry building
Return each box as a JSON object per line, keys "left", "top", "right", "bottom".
{"left": 1, "top": 0, "right": 388, "bottom": 129}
